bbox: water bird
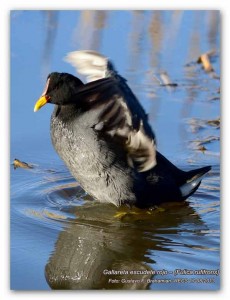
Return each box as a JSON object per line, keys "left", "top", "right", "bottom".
{"left": 34, "top": 51, "right": 211, "bottom": 208}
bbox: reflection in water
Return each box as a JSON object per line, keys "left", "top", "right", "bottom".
{"left": 44, "top": 185, "right": 204, "bottom": 290}
{"left": 149, "top": 11, "right": 163, "bottom": 70}
{"left": 187, "top": 11, "right": 203, "bottom": 62}
{"left": 166, "top": 11, "right": 184, "bottom": 53}
{"left": 207, "top": 11, "right": 220, "bottom": 50}
{"left": 42, "top": 11, "right": 59, "bottom": 78}
{"left": 73, "top": 11, "right": 107, "bottom": 51}
{"left": 128, "top": 11, "right": 145, "bottom": 75}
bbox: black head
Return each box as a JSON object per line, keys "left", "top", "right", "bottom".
{"left": 34, "top": 72, "right": 83, "bottom": 112}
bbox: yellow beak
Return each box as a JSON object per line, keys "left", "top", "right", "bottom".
{"left": 34, "top": 96, "right": 48, "bottom": 112}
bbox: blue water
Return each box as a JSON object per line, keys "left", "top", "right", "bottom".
{"left": 10, "top": 10, "right": 220, "bottom": 290}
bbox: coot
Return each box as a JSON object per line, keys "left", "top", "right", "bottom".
{"left": 34, "top": 51, "right": 211, "bottom": 208}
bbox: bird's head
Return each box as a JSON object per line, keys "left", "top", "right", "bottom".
{"left": 34, "top": 72, "right": 83, "bottom": 112}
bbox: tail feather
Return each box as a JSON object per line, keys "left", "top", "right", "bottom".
{"left": 180, "top": 166, "right": 211, "bottom": 199}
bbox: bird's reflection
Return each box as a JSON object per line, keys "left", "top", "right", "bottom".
{"left": 44, "top": 185, "right": 205, "bottom": 290}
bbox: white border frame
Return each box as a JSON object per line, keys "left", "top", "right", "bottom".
{"left": 2, "top": 0, "right": 227, "bottom": 299}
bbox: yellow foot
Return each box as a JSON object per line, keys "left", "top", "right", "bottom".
{"left": 113, "top": 206, "right": 166, "bottom": 221}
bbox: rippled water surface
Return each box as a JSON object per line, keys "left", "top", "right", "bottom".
{"left": 11, "top": 10, "right": 220, "bottom": 290}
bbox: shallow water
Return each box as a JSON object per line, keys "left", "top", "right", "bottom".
{"left": 10, "top": 10, "right": 220, "bottom": 290}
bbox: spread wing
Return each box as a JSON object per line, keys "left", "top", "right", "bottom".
{"left": 65, "top": 50, "right": 110, "bottom": 82}
{"left": 65, "top": 51, "right": 157, "bottom": 172}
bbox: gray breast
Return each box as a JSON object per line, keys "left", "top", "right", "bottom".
{"left": 50, "top": 108, "right": 137, "bottom": 206}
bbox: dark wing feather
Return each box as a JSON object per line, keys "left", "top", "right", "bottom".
{"left": 66, "top": 51, "right": 157, "bottom": 172}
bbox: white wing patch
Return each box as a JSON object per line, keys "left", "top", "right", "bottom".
{"left": 64, "top": 50, "right": 108, "bottom": 82}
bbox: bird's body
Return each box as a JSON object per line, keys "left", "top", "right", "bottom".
{"left": 35, "top": 51, "right": 211, "bottom": 208}
{"left": 50, "top": 104, "right": 136, "bottom": 206}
